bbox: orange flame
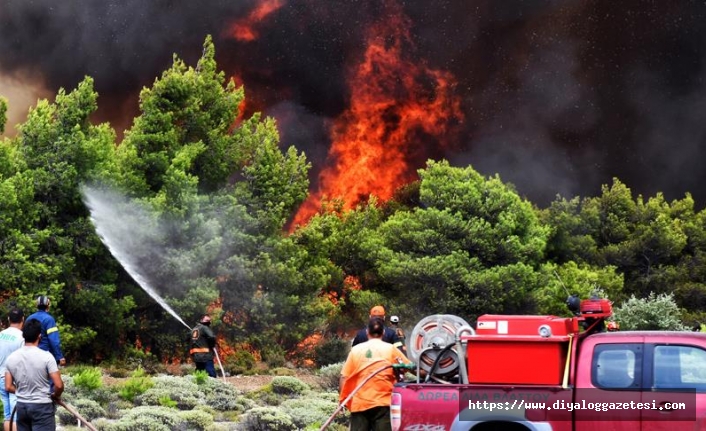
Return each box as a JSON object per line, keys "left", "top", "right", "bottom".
{"left": 344, "top": 275, "right": 362, "bottom": 291}
{"left": 226, "top": 0, "right": 286, "bottom": 42}
{"left": 228, "top": 74, "right": 248, "bottom": 128}
{"left": 293, "top": 333, "right": 322, "bottom": 366}
{"left": 291, "top": 0, "right": 463, "bottom": 228}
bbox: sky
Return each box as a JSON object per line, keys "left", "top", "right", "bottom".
{"left": 2, "top": 0, "right": 706, "bottom": 209}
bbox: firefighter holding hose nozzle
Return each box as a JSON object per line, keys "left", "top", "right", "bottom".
{"left": 339, "top": 317, "right": 413, "bottom": 431}
{"left": 190, "top": 315, "right": 217, "bottom": 378}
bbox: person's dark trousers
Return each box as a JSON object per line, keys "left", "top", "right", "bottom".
{"left": 196, "top": 360, "right": 217, "bottom": 378}
{"left": 15, "top": 402, "right": 55, "bottom": 431}
{"left": 350, "top": 405, "right": 391, "bottom": 431}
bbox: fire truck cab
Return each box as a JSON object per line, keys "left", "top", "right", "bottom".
{"left": 392, "top": 300, "right": 706, "bottom": 431}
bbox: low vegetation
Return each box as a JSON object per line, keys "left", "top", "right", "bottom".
{"left": 46, "top": 363, "right": 349, "bottom": 430}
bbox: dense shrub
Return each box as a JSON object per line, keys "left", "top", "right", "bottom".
{"left": 135, "top": 387, "right": 199, "bottom": 410}
{"left": 314, "top": 391, "right": 339, "bottom": 403}
{"left": 204, "top": 383, "right": 242, "bottom": 411}
{"left": 57, "top": 398, "right": 106, "bottom": 425}
{"left": 104, "top": 400, "right": 134, "bottom": 419}
{"left": 193, "top": 369, "right": 209, "bottom": 385}
{"left": 62, "top": 373, "right": 118, "bottom": 406}
{"left": 158, "top": 395, "right": 177, "bottom": 408}
{"left": 315, "top": 336, "right": 350, "bottom": 366}
{"left": 178, "top": 409, "right": 214, "bottom": 430}
{"left": 234, "top": 395, "right": 258, "bottom": 412}
{"left": 67, "top": 366, "right": 103, "bottom": 391}
{"left": 262, "top": 345, "right": 287, "bottom": 368}
{"left": 225, "top": 350, "right": 256, "bottom": 375}
{"left": 246, "top": 384, "right": 282, "bottom": 406}
{"left": 105, "top": 406, "right": 184, "bottom": 430}
{"left": 136, "top": 376, "right": 204, "bottom": 409}
{"left": 88, "top": 385, "right": 120, "bottom": 405}
{"left": 105, "top": 366, "right": 131, "bottom": 378}
{"left": 152, "top": 375, "right": 201, "bottom": 393}
{"left": 269, "top": 367, "right": 296, "bottom": 376}
{"left": 271, "top": 376, "right": 309, "bottom": 395}
{"left": 185, "top": 373, "right": 227, "bottom": 394}
{"left": 318, "top": 362, "right": 343, "bottom": 391}
{"left": 281, "top": 397, "right": 340, "bottom": 429}
{"left": 99, "top": 416, "right": 171, "bottom": 431}
{"left": 613, "top": 292, "right": 689, "bottom": 330}
{"left": 118, "top": 367, "right": 154, "bottom": 402}
{"left": 241, "top": 406, "right": 296, "bottom": 431}
{"left": 124, "top": 346, "right": 161, "bottom": 374}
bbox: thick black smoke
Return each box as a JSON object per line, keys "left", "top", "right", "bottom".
{"left": 2, "top": 0, "right": 706, "bottom": 207}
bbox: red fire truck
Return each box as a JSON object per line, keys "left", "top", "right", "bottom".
{"left": 391, "top": 298, "right": 706, "bottom": 430}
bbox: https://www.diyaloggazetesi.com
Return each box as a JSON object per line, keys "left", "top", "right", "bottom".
{"left": 468, "top": 399, "right": 687, "bottom": 412}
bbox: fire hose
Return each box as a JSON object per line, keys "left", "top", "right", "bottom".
{"left": 56, "top": 399, "right": 99, "bottom": 431}
{"left": 9, "top": 399, "right": 98, "bottom": 431}
{"left": 319, "top": 361, "right": 415, "bottom": 431}
{"left": 214, "top": 346, "right": 227, "bottom": 383}
{"left": 424, "top": 343, "right": 456, "bottom": 383}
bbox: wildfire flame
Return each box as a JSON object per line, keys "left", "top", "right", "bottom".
{"left": 229, "top": 74, "right": 248, "bottom": 127}
{"left": 291, "top": 0, "right": 463, "bottom": 228}
{"left": 293, "top": 332, "right": 322, "bottom": 366}
{"left": 226, "top": 0, "right": 286, "bottom": 42}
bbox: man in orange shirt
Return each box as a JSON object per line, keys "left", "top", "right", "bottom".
{"left": 340, "top": 317, "right": 413, "bottom": 430}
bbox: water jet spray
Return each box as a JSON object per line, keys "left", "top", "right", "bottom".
{"left": 81, "top": 185, "right": 190, "bottom": 330}
{"left": 82, "top": 185, "right": 228, "bottom": 380}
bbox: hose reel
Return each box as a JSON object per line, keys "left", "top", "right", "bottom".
{"left": 408, "top": 314, "right": 473, "bottom": 378}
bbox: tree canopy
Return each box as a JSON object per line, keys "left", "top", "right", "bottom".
{"left": 1, "top": 36, "right": 704, "bottom": 366}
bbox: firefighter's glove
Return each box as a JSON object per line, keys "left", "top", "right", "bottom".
{"left": 392, "top": 363, "right": 415, "bottom": 370}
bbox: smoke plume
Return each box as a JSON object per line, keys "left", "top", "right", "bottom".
{"left": 3, "top": 1, "right": 706, "bottom": 209}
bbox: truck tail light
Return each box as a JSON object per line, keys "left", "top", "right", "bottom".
{"left": 391, "top": 392, "right": 402, "bottom": 431}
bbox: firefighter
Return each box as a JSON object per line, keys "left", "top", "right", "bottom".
{"left": 340, "top": 317, "right": 413, "bottom": 431}
{"left": 389, "top": 315, "right": 406, "bottom": 345}
{"left": 352, "top": 306, "right": 406, "bottom": 356}
{"left": 190, "top": 315, "right": 217, "bottom": 378}
{"left": 26, "top": 296, "right": 66, "bottom": 366}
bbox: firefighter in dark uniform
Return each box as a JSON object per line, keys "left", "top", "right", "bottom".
{"left": 352, "top": 306, "right": 407, "bottom": 356}
{"left": 190, "top": 315, "right": 216, "bottom": 378}
{"left": 389, "top": 315, "right": 406, "bottom": 346}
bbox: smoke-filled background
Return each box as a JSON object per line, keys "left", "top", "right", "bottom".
{"left": 2, "top": 0, "right": 706, "bottom": 212}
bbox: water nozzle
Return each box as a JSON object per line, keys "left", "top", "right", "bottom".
{"left": 392, "top": 362, "right": 415, "bottom": 370}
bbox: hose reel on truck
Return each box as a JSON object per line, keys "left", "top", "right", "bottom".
{"left": 408, "top": 314, "right": 475, "bottom": 380}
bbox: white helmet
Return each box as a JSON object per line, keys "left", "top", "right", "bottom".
{"left": 390, "top": 315, "right": 400, "bottom": 324}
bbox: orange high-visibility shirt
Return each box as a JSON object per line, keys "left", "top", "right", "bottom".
{"left": 340, "top": 338, "right": 412, "bottom": 412}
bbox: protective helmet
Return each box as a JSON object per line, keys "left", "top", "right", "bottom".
{"left": 370, "top": 305, "right": 385, "bottom": 317}
{"left": 390, "top": 315, "right": 400, "bottom": 324}
{"left": 199, "top": 315, "right": 212, "bottom": 325}
{"left": 36, "top": 296, "right": 50, "bottom": 308}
